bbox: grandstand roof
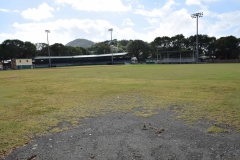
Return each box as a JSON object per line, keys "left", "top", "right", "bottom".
{"left": 34, "top": 52, "right": 128, "bottom": 59}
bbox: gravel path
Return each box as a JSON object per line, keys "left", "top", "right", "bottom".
{"left": 4, "top": 110, "right": 240, "bottom": 160}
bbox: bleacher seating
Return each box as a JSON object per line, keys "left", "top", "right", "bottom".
{"left": 158, "top": 57, "right": 195, "bottom": 64}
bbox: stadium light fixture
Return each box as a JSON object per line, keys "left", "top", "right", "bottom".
{"left": 108, "top": 28, "right": 113, "bottom": 65}
{"left": 191, "top": 12, "right": 203, "bottom": 62}
{"left": 45, "top": 30, "right": 51, "bottom": 67}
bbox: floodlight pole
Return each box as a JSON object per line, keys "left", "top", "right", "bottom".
{"left": 191, "top": 12, "right": 203, "bottom": 63}
{"left": 45, "top": 30, "right": 51, "bottom": 67}
{"left": 108, "top": 28, "right": 113, "bottom": 65}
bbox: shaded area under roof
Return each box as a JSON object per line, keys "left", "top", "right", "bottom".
{"left": 157, "top": 50, "right": 194, "bottom": 54}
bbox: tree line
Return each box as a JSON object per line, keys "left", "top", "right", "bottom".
{"left": 0, "top": 34, "right": 239, "bottom": 62}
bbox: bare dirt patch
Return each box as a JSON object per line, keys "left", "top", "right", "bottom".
{"left": 4, "top": 110, "right": 240, "bottom": 160}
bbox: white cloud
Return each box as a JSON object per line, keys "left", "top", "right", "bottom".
{"left": 55, "top": 0, "right": 131, "bottom": 12}
{"left": 137, "top": 4, "right": 144, "bottom": 9}
{"left": 186, "top": 0, "right": 219, "bottom": 6}
{"left": 0, "top": 9, "right": 10, "bottom": 12}
{"left": 132, "top": 0, "right": 199, "bottom": 41}
{"left": 151, "top": 8, "right": 195, "bottom": 37}
{"left": 202, "top": 0, "right": 219, "bottom": 2}
{"left": 1, "top": 0, "right": 239, "bottom": 45}
{"left": 186, "top": 0, "right": 201, "bottom": 6}
{"left": 0, "top": 9, "right": 19, "bottom": 13}
{"left": 0, "top": 18, "right": 149, "bottom": 44}
{"left": 207, "top": 11, "right": 240, "bottom": 37}
{"left": 21, "top": 3, "right": 54, "bottom": 21}
{"left": 122, "top": 18, "right": 135, "bottom": 26}
{"left": 134, "top": 0, "right": 178, "bottom": 17}
{"left": 0, "top": 19, "right": 113, "bottom": 44}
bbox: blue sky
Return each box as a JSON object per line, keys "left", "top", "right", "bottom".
{"left": 0, "top": 0, "right": 240, "bottom": 45}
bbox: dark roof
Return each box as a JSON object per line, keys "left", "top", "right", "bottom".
{"left": 34, "top": 52, "right": 128, "bottom": 60}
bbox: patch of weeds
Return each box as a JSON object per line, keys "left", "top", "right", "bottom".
{"left": 50, "top": 127, "right": 69, "bottom": 133}
{"left": 141, "top": 123, "right": 164, "bottom": 134}
{"left": 134, "top": 110, "right": 157, "bottom": 118}
{"left": 207, "top": 126, "right": 230, "bottom": 134}
{"left": 155, "top": 128, "right": 164, "bottom": 134}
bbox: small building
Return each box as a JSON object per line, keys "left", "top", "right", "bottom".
{"left": 2, "top": 60, "right": 12, "bottom": 70}
{"left": 11, "top": 59, "right": 33, "bottom": 69}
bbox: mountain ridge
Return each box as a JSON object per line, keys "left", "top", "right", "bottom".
{"left": 65, "top": 38, "right": 95, "bottom": 48}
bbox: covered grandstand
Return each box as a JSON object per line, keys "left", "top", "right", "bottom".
{"left": 147, "top": 50, "right": 195, "bottom": 64}
{"left": 33, "top": 52, "right": 130, "bottom": 68}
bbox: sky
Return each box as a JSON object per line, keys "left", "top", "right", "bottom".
{"left": 0, "top": 0, "right": 240, "bottom": 45}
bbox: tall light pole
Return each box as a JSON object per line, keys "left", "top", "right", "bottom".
{"left": 191, "top": 12, "right": 203, "bottom": 63}
{"left": 108, "top": 28, "right": 113, "bottom": 65}
{"left": 45, "top": 30, "right": 51, "bottom": 67}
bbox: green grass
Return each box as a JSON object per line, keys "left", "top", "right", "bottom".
{"left": 1, "top": 64, "right": 240, "bottom": 156}
{"left": 207, "top": 126, "right": 230, "bottom": 134}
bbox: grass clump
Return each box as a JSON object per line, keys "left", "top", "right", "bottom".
{"left": 207, "top": 126, "right": 230, "bottom": 134}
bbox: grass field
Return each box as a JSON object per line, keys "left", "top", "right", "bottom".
{"left": 1, "top": 64, "right": 240, "bottom": 156}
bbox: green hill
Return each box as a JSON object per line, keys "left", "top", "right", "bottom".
{"left": 65, "top": 39, "right": 94, "bottom": 48}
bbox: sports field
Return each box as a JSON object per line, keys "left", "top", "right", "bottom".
{"left": 1, "top": 64, "right": 240, "bottom": 156}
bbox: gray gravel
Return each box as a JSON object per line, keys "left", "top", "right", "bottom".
{"left": 4, "top": 110, "right": 240, "bottom": 160}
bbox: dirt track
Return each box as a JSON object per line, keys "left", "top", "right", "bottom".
{"left": 4, "top": 110, "right": 240, "bottom": 160}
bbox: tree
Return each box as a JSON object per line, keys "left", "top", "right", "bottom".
{"left": 35, "top": 43, "right": 48, "bottom": 51}
{"left": 204, "top": 36, "right": 216, "bottom": 56}
{"left": 115, "top": 40, "right": 128, "bottom": 53}
{"left": 215, "top": 36, "right": 239, "bottom": 59}
{"left": 153, "top": 36, "right": 172, "bottom": 51}
{"left": 50, "top": 43, "right": 65, "bottom": 56}
{"left": 35, "top": 43, "right": 48, "bottom": 56}
{"left": 96, "top": 44, "right": 110, "bottom": 54}
{"left": 171, "top": 34, "right": 185, "bottom": 51}
{"left": 79, "top": 47, "right": 88, "bottom": 55}
{"left": 1, "top": 39, "right": 25, "bottom": 60}
{"left": 0, "top": 44, "right": 3, "bottom": 62}
{"left": 1, "top": 40, "right": 37, "bottom": 59}
{"left": 118, "top": 40, "right": 129, "bottom": 46}
{"left": 87, "top": 41, "right": 111, "bottom": 54}
{"left": 126, "top": 40, "right": 150, "bottom": 62}
{"left": 148, "top": 41, "right": 158, "bottom": 58}
{"left": 65, "top": 46, "right": 83, "bottom": 56}
{"left": 20, "top": 41, "right": 37, "bottom": 58}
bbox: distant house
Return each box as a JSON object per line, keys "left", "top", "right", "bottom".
{"left": 11, "top": 59, "right": 33, "bottom": 69}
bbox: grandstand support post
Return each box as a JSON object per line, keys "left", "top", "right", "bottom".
{"left": 45, "top": 30, "right": 51, "bottom": 67}
{"left": 180, "top": 52, "right": 181, "bottom": 64}
{"left": 191, "top": 12, "right": 203, "bottom": 63}
{"left": 167, "top": 53, "right": 169, "bottom": 63}
{"left": 108, "top": 28, "right": 113, "bottom": 65}
{"left": 193, "top": 51, "right": 195, "bottom": 62}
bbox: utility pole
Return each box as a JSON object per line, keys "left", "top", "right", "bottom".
{"left": 191, "top": 12, "right": 203, "bottom": 63}
{"left": 45, "top": 30, "right": 51, "bottom": 67}
{"left": 108, "top": 28, "right": 113, "bottom": 65}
